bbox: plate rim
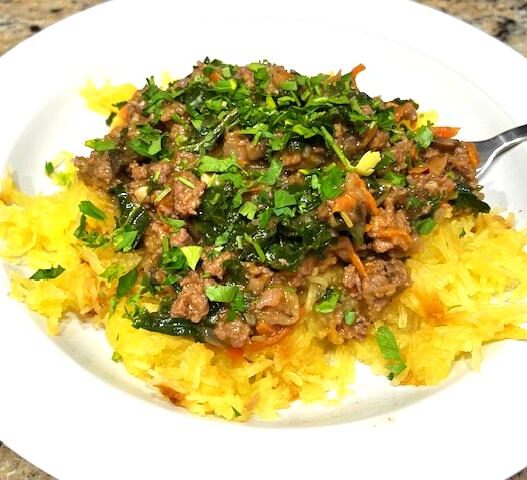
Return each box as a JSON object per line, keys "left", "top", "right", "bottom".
{"left": 1, "top": 1, "right": 527, "bottom": 479}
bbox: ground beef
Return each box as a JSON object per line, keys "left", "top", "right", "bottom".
{"left": 74, "top": 152, "right": 115, "bottom": 191}
{"left": 366, "top": 129, "right": 389, "bottom": 151}
{"left": 236, "top": 66, "right": 255, "bottom": 88}
{"left": 251, "top": 287, "right": 300, "bottom": 326}
{"left": 141, "top": 220, "right": 171, "bottom": 283}
{"left": 244, "top": 262, "right": 274, "bottom": 295}
{"left": 170, "top": 271, "right": 210, "bottom": 322}
{"left": 334, "top": 308, "right": 371, "bottom": 340}
{"left": 222, "top": 131, "right": 265, "bottom": 163}
{"left": 343, "top": 258, "right": 410, "bottom": 313}
{"left": 393, "top": 101, "right": 417, "bottom": 123}
{"left": 202, "top": 251, "right": 234, "bottom": 280}
{"left": 213, "top": 318, "right": 251, "bottom": 348}
{"left": 448, "top": 142, "right": 477, "bottom": 185}
{"left": 407, "top": 172, "right": 456, "bottom": 203}
{"left": 171, "top": 171, "right": 206, "bottom": 217}
{"left": 170, "top": 228, "right": 192, "bottom": 247}
{"left": 382, "top": 187, "right": 408, "bottom": 211}
{"left": 366, "top": 207, "right": 414, "bottom": 253}
{"left": 160, "top": 102, "right": 187, "bottom": 123}
{"left": 389, "top": 138, "right": 418, "bottom": 172}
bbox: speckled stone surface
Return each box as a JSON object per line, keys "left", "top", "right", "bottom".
{"left": 0, "top": 1, "right": 526, "bottom": 479}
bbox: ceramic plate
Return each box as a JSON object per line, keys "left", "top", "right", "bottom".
{"left": 1, "top": 0, "right": 526, "bottom": 478}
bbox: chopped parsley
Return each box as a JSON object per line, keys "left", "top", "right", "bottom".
{"left": 30, "top": 265, "right": 65, "bottom": 281}
{"left": 85, "top": 138, "right": 117, "bottom": 152}
{"left": 79, "top": 200, "right": 106, "bottom": 221}
{"left": 375, "top": 326, "right": 406, "bottom": 380}
{"left": 314, "top": 288, "right": 340, "bottom": 313}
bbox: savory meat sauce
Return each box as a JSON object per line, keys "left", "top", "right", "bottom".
{"left": 73, "top": 59, "right": 488, "bottom": 349}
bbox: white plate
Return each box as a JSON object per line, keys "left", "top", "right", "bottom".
{"left": 1, "top": 0, "right": 527, "bottom": 478}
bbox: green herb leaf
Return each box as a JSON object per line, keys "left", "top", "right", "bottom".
{"left": 376, "top": 326, "right": 406, "bottom": 379}
{"left": 79, "top": 200, "right": 106, "bottom": 221}
{"left": 239, "top": 201, "right": 257, "bottom": 220}
{"left": 128, "top": 125, "right": 166, "bottom": 158}
{"left": 280, "top": 80, "right": 297, "bottom": 91}
{"left": 198, "top": 155, "right": 238, "bottom": 173}
{"left": 384, "top": 171, "right": 406, "bottom": 187}
{"left": 85, "top": 138, "right": 117, "bottom": 152}
{"left": 111, "top": 351, "right": 123, "bottom": 362}
{"left": 319, "top": 126, "right": 353, "bottom": 170}
{"left": 116, "top": 267, "right": 138, "bottom": 298}
{"left": 45, "top": 162, "right": 54, "bottom": 176}
{"left": 30, "top": 265, "right": 65, "bottom": 281}
{"left": 320, "top": 165, "right": 345, "bottom": 200}
{"left": 243, "top": 233, "right": 266, "bottom": 262}
{"left": 344, "top": 310, "right": 357, "bottom": 326}
{"left": 415, "top": 217, "right": 436, "bottom": 235}
{"left": 100, "top": 264, "right": 123, "bottom": 282}
{"left": 314, "top": 288, "right": 340, "bottom": 313}
{"left": 205, "top": 284, "right": 240, "bottom": 303}
{"left": 413, "top": 126, "right": 434, "bottom": 149}
{"left": 376, "top": 326, "right": 403, "bottom": 360}
{"left": 113, "top": 227, "right": 139, "bottom": 252}
{"left": 160, "top": 217, "right": 185, "bottom": 231}
{"left": 180, "top": 246, "right": 203, "bottom": 270}
{"left": 176, "top": 176, "right": 195, "bottom": 189}
{"left": 260, "top": 158, "right": 283, "bottom": 186}
{"left": 74, "top": 214, "right": 109, "bottom": 248}
{"left": 274, "top": 189, "right": 297, "bottom": 209}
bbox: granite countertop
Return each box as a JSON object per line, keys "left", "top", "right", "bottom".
{"left": 0, "top": 0, "right": 526, "bottom": 479}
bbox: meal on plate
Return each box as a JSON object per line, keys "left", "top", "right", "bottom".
{"left": 1, "top": 59, "right": 526, "bottom": 420}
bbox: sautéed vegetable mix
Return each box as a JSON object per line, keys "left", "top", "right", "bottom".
{"left": 1, "top": 60, "right": 526, "bottom": 420}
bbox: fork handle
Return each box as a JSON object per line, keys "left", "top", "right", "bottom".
{"left": 485, "top": 124, "right": 527, "bottom": 156}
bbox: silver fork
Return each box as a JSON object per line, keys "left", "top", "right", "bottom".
{"left": 474, "top": 124, "right": 527, "bottom": 178}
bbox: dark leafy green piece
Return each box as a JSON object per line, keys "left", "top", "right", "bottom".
{"left": 112, "top": 184, "right": 151, "bottom": 251}
{"left": 314, "top": 288, "right": 340, "bottom": 313}
{"left": 375, "top": 326, "right": 406, "bottom": 379}
{"left": 30, "top": 265, "right": 65, "bottom": 281}
{"left": 85, "top": 138, "right": 117, "bottom": 152}
{"left": 79, "top": 200, "right": 106, "bottom": 221}
{"left": 116, "top": 267, "right": 138, "bottom": 298}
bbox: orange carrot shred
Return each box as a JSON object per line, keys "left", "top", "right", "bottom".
{"left": 467, "top": 142, "right": 480, "bottom": 167}
{"left": 356, "top": 176, "right": 379, "bottom": 215}
{"left": 351, "top": 63, "right": 366, "bottom": 81}
{"left": 431, "top": 126, "right": 460, "bottom": 139}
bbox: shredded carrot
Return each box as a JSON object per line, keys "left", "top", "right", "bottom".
{"left": 381, "top": 228, "right": 413, "bottom": 246}
{"left": 356, "top": 176, "right": 379, "bottom": 215}
{"left": 245, "top": 326, "right": 293, "bottom": 352}
{"left": 256, "top": 322, "right": 275, "bottom": 336}
{"left": 409, "top": 165, "right": 429, "bottom": 175}
{"left": 351, "top": 63, "right": 366, "bottom": 82}
{"left": 226, "top": 346, "right": 245, "bottom": 361}
{"left": 350, "top": 246, "right": 366, "bottom": 278}
{"left": 431, "top": 126, "right": 460, "bottom": 139}
{"left": 467, "top": 142, "right": 480, "bottom": 167}
{"left": 209, "top": 71, "right": 221, "bottom": 83}
{"left": 332, "top": 193, "right": 356, "bottom": 213}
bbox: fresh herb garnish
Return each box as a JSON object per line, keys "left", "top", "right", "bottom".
{"left": 314, "top": 288, "right": 340, "bottom": 313}
{"left": 180, "top": 246, "right": 203, "bottom": 270}
{"left": 205, "top": 284, "right": 240, "bottom": 303}
{"left": 415, "top": 217, "right": 436, "bottom": 235}
{"left": 85, "top": 138, "right": 117, "bottom": 152}
{"left": 375, "top": 326, "right": 406, "bottom": 380}
{"left": 116, "top": 267, "right": 138, "bottom": 298}
{"left": 30, "top": 265, "right": 65, "bottom": 281}
{"left": 413, "top": 125, "right": 434, "bottom": 149}
{"left": 344, "top": 310, "right": 357, "bottom": 326}
{"left": 79, "top": 200, "right": 106, "bottom": 221}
